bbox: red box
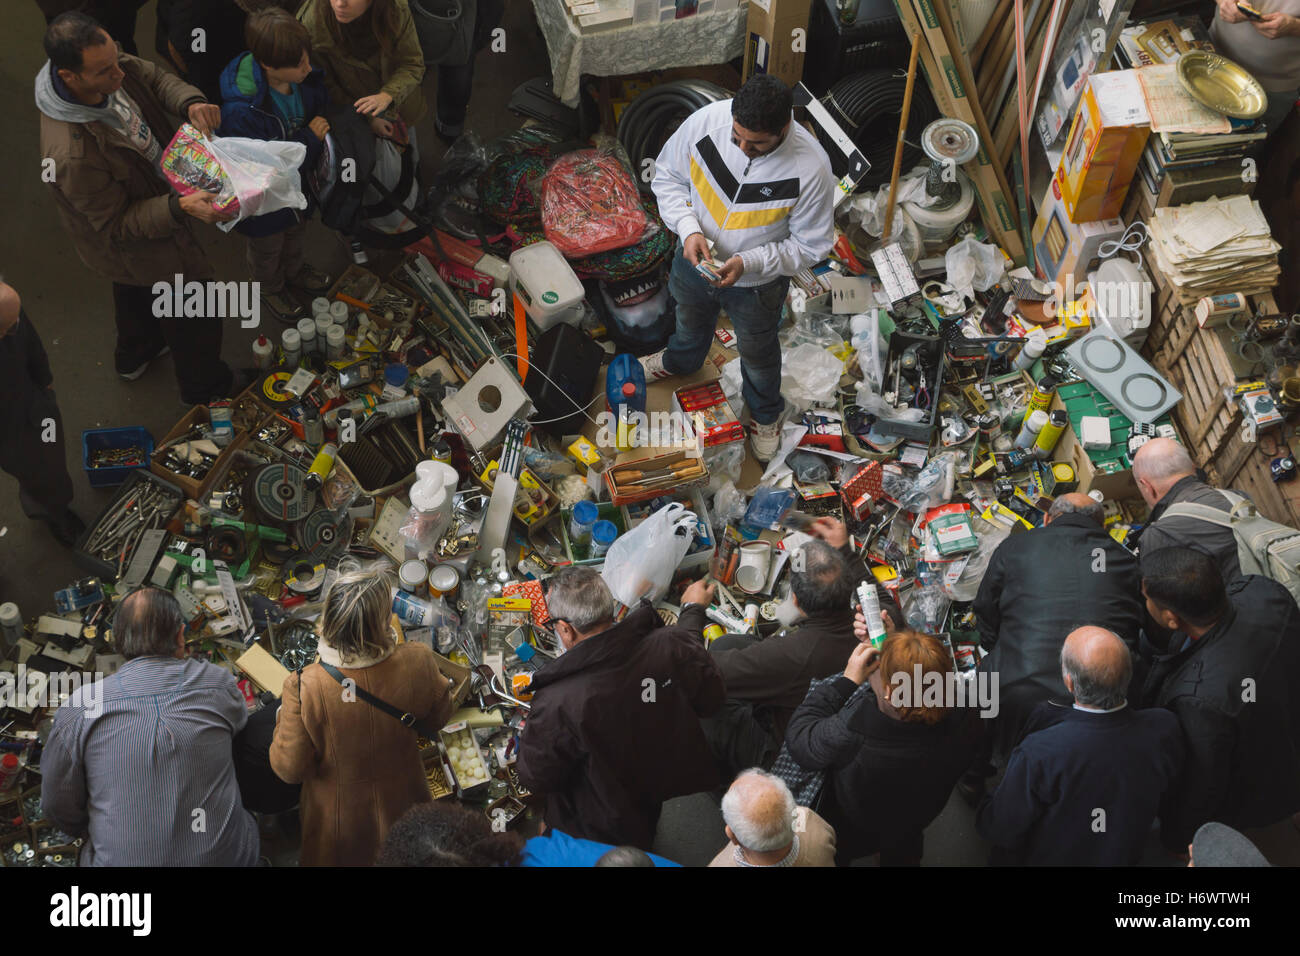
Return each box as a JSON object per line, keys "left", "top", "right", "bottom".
{"left": 673, "top": 381, "right": 744, "bottom": 447}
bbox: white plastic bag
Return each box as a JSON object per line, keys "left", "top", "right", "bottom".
{"left": 206, "top": 135, "right": 307, "bottom": 233}
{"left": 780, "top": 343, "right": 842, "bottom": 413}
{"left": 945, "top": 235, "right": 1004, "bottom": 300}
{"left": 601, "top": 501, "right": 698, "bottom": 607}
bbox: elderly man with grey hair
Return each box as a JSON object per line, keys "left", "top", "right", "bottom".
{"left": 976, "top": 626, "right": 1183, "bottom": 865}
{"left": 963, "top": 492, "right": 1143, "bottom": 801}
{"left": 40, "top": 588, "right": 259, "bottom": 866}
{"left": 710, "top": 769, "right": 836, "bottom": 866}
{"left": 517, "top": 568, "right": 725, "bottom": 850}
{"left": 704, "top": 518, "right": 868, "bottom": 779}
{"left": 1132, "top": 436, "right": 1251, "bottom": 587}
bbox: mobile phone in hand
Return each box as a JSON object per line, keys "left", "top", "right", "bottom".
{"left": 1237, "top": 2, "right": 1264, "bottom": 21}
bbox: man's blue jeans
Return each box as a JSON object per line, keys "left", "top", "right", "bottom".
{"left": 663, "top": 251, "right": 789, "bottom": 425}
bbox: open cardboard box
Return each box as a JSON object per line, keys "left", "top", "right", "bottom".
{"left": 1051, "top": 410, "right": 1138, "bottom": 501}
{"left": 150, "top": 406, "right": 248, "bottom": 501}
{"left": 605, "top": 445, "right": 709, "bottom": 506}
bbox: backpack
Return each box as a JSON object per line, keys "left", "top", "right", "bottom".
{"left": 1163, "top": 490, "right": 1300, "bottom": 605}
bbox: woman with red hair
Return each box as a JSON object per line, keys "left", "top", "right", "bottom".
{"left": 784, "top": 610, "right": 977, "bottom": 865}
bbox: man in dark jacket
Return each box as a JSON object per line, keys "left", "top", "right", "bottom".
{"left": 704, "top": 523, "right": 863, "bottom": 779}
{"left": 0, "top": 281, "right": 84, "bottom": 546}
{"left": 973, "top": 492, "right": 1143, "bottom": 758}
{"left": 35, "top": 11, "right": 235, "bottom": 403}
{"left": 217, "top": 8, "right": 333, "bottom": 321}
{"left": 1139, "top": 546, "right": 1300, "bottom": 857}
{"left": 516, "top": 569, "right": 725, "bottom": 850}
{"left": 1132, "top": 437, "right": 1247, "bottom": 586}
{"left": 976, "top": 626, "right": 1184, "bottom": 865}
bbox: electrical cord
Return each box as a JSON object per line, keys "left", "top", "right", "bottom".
{"left": 824, "top": 69, "right": 940, "bottom": 189}
{"left": 1098, "top": 221, "right": 1149, "bottom": 259}
{"left": 617, "top": 81, "right": 732, "bottom": 195}
{"left": 495, "top": 352, "right": 606, "bottom": 428}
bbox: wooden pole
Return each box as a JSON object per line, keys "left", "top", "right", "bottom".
{"left": 883, "top": 29, "right": 922, "bottom": 243}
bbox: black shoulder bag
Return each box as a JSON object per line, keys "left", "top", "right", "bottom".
{"left": 318, "top": 661, "right": 442, "bottom": 738}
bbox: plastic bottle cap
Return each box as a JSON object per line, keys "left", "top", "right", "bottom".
{"left": 385, "top": 363, "right": 410, "bottom": 387}
{"left": 1, "top": 754, "right": 16, "bottom": 770}
{"left": 592, "top": 520, "right": 618, "bottom": 544}
{"left": 573, "top": 500, "right": 598, "bottom": 524}
{"left": 622, "top": 382, "right": 636, "bottom": 397}
{"left": 256, "top": 335, "right": 268, "bottom": 346}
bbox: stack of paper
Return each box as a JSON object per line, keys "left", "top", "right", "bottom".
{"left": 1146, "top": 195, "right": 1280, "bottom": 305}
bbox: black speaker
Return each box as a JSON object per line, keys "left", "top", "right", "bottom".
{"left": 804, "top": 0, "right": 907, "bottom": 95}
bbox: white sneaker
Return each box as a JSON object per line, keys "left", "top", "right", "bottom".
{"left": 639, "top": 349, "right": 675, "bottom": 382}
{"left": 749, "top": 405, "right": 787, "bottom": 463}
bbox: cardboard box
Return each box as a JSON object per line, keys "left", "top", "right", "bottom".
{"left": 150, "top": 406, "right": 248, "bottom": 501}
{"left": 1055, "top": 70, "right": 1151, "bottom": 223}
{"left": 742, "top": 0, "right": 812, "bottom": 86}
{"left": 1032, "top": 180, "right": 1127, "bottom": 286}
{"left": 605, "top": 446, "right": 709, "bottom": 505}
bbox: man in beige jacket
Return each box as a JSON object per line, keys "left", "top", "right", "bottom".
{"left": 710, "top": 769, "right": 836, "bottom": 867}
{"left": 35, "top": 10, "right": 235, "bottom": 403}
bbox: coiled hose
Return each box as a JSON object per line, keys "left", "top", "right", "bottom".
{"left": 824, "top": 69, "right": 940, "bottom": 189}
{"left": 617, "top": 80, "right": 732, "bottom": 193}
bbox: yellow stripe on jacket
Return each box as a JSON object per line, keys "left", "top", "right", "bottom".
{"left": 689, "top": 156, "right": 795, "bottom": 232}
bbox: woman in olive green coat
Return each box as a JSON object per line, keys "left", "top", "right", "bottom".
{"left": 298, "top": 0, "right": 427, "bottom": 132}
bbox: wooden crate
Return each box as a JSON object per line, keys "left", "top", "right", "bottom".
{"left": 1144, "top": 287, "right": 1300, "bottom": 527}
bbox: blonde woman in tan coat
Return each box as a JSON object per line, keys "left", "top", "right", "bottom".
{"left": 271, "top": 568, "right": 453, "bottom": 865}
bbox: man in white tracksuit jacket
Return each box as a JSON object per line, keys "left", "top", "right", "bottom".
{"left": 646, "top": 75, "right": 835, "bottom": 462}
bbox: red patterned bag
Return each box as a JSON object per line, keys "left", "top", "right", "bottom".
{"left": 540, "top": 147, "right": 653, "bottom": 258}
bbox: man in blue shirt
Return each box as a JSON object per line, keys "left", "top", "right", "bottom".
{"left": 41, "top": 588, "right": 259, "bottom": 866}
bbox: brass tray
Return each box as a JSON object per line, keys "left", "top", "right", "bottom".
{"left": 1176, "top": 52, "right": 1266, "bottom": 120}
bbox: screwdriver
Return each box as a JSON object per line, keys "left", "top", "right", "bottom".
{"left": 613, "top": 461, "right": 706, "bottom": 485}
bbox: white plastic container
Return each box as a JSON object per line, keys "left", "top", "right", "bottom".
{"left": 508, "top": 241, "right": 586, "bottom": 330}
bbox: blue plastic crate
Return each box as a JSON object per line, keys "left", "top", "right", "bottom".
{"left": 82, "top": 426, "right": 153, "bottom": 488}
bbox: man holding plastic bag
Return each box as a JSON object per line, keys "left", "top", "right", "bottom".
{"left": 35, "top": 11, "right": 235, "bottom": 403}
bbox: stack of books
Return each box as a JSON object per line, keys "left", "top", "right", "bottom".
{"left": 1137, "top": 119, "right": 1267, "bottom": 198}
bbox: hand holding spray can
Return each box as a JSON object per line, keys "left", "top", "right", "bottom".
{"left": 857, "top": 581, "right": 887, "bottom": 648}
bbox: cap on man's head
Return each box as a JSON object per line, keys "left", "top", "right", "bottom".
{"left": 1191, "top": 823, "right": 1270, "bottom": 867}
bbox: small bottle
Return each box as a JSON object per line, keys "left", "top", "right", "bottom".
{"left": 375, "top": 396, "right": 420, "bottom": 419}
{"left": 0, "top": 602, "right": 21, "bottom": 656}
{"left": 296, "top": 316, "right": 317, "bottom": 357}
{"left": 857, "top": 582, "right": 887, "bottom": 648}
{"left": 1012, "top": 330, "right": 1047, "bottom": 372}
{"left": 352, "top": 314, "right": 371, "bottom": 349}
{"left": 303, "top": 407, "right": 324, "bottom": 449}
{"left": 0, "top": 753, "right": 21, "bottom": 793}
{"left": 1015, "top": 409, "right": 1048, "bottom": 449}
{"left": 251, "top": 334, "right": 275, "bottom": 371}
{"left": 314, "top": 312, "right": 333, "bottom": 349}
{"left": 280, "top": 328, "right": 301, "bottom": 367}
{"left": 587, "top": 520, "right": 618, "bottom": 560}
{"left": 311, "top": 296, "right": 331, "bottom": 318}
{"left": 304, "top": 442, "right": 337, "bottom": 491}
{"left": 326, "top": 324, "right": 347, "bottom": 361}
{"left": 329, "top": 300, "right": 349, "bottom": 324}
{"left": 568, "top": 500, "right": 598, "bottom": 550}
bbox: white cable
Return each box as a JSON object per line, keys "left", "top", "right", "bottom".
{"left": 1098, "top": 221, "right": 1149, "bottom": 259}
{"left": 494, "top": 352, "right": 610, "bottom": 428}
